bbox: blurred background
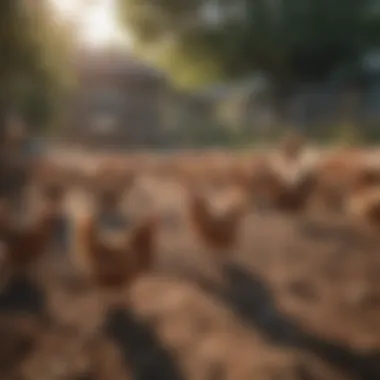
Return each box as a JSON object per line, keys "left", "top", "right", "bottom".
{"left": 2, "top": 0, "right": 380, "bottom": 150}
{"left": 2, "top": 4, "right": 380, "bottom": 379}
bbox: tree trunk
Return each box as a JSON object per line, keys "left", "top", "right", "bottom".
{"left": 0, "top": 89, "right": 11, "bottom": 197}
{"left": 0, "top": 84, "right": 30, "bottom": 210}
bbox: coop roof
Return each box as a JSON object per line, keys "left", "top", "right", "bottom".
{"left": 74, "top": 46, "right": 166, "bottom": 81}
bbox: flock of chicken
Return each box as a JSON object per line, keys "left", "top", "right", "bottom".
{"left": 1, "top": 133, "right": 380, "bottom": 300}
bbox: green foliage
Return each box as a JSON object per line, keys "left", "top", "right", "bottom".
{"left": 0, "top": 0, "right": 74, "bottom": 133}
{"left": 117, "top": 0, "right": 380, "bottom": 148}
{"left": 326, "top": 123, "right": 365, "bottom": 146}
{"left": 118, "top": 0, "right": 374, "bottom": 89}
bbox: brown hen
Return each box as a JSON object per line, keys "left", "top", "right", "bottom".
{"left": 247, "top": 161, "right": 316, "bottom": 213}
{"left": 74, "top": 211, "right": 157, "bottom": 289}
{"left": 188, "top": 187, "right": 247, "bottom": 252}
{"left": 0, "top": 195, "right": 64, "bottom": 275}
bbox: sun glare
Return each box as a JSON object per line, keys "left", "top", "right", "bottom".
{"left": 51, "top": 0, "right": 131, "bottom": 46}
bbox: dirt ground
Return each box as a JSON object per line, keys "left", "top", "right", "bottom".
{"left": 1, "top": 158, "right": 380, "bottom": 380}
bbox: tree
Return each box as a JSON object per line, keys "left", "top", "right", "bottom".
{"left": 0, "top": 0, "right": 74, "bottom": 200}
{"left": 118, "top": 0, "right": 373, "bottom": 94}
{"left": 0, "top": 0, "right": 74, "bottom": 141}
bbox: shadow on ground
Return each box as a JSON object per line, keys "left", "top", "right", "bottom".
{"left": 199, "top": 263, "right": 380, "bottom": 380}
